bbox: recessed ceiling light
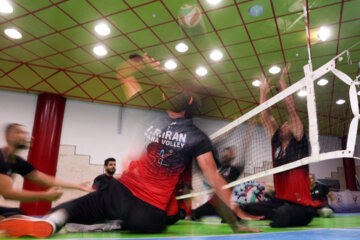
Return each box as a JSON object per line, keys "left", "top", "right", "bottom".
{"left": 207, "top": 0, "right": 221, "bottom": 5}
{"left": 93, "top": 45, "right": 107, "bottom": 56}
{"left": 94, "top": 23, "right": 110, "bottom": 36}
{"left": 175, "top": 42, "right": 189, "bottom": 53}
{"left": 269, "top": 66, "right": 281, "bottom": 74}
{"left": 318, "top": 26, "right": 330, "bottom": 41}
{"left": 4, "top": 28, "right": 22, "bottom": 39}
{"left": 164, "top": 60, "right": 177, "bottom": 70}
{"left": 0, "top": 0, "right": 13, "bottom": 14}
{"left": 336, "top": 99, "right": 345, "bottom": 105}
{"left": 196, "top": 66, "right": 208, "bottom": 76}
{"left": 209, "top": 49, "right": 223, "bottom": 61}
{"left": 317, "top": 78, "right": 328, "bottom": 86}
{"left": 252, "top": 80, "right": 261, "bottom": 87}
{"left": 297, "top": 89, "right": 307, "bottom": 97}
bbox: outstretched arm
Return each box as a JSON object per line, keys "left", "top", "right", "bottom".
{"left": 25, "top": 170, "right": 92, "bottom": 192}
{"left": 278, "top": 64, "right": 303, "bottom": 141}
{"left": 117, "top": 53, "right": 165, "bottom": 99}
{"left": 0, "top": 173, "right": 63, "bottom": 202}
{"left": 259, "top": 74, "right": 278, "bottom": 138}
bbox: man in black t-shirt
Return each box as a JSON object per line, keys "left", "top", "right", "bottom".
{"left": 0, "top": 123, "right": 92, "bottom": 218}
{"left": 65, "top": 158, "right": 120, "bottom": 233}
{"left": 0, "top": 89, "right": 264, "bottom": 237}
{"left": 191, "top": 146, "right": 241, "bottom": 221}
{"left": 92, "top": 158, "right": 117, "bottom": 190}
{"left": 309, "top": 174, "right": 336, "bottom": 217}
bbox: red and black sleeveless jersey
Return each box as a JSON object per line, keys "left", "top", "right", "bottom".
{"left": 119, "top": 116, "right": 213, "bottom": 210}
{"left": 272, "top": 129, "right": 314, "bottom": 206}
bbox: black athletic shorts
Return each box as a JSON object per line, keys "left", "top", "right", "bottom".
{"left": 54, "top": 181, "right": 167, "bottom": 233}
{"left": 240, "top": 198, "right": 316, "bottom": 227}
{"left": 0, "top": 206, "right": 24, "bottom": 218}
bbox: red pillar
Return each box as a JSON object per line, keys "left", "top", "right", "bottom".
{"left": 20, "top": 93, "right": 66, "bottom": 215}
{"left": 342, "top": 137, "right": 357, "bottom": 191}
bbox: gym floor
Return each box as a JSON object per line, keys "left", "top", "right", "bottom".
{"left": 2, "top": 213, "right": 359, "bottom": 240}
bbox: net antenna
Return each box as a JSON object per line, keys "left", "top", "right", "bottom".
{"left": 302, "top": 0, "right": 313, "bottom": 72}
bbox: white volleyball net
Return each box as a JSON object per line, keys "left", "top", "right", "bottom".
{"left": 178, "top": 49, "right": 360, "bottom": 206}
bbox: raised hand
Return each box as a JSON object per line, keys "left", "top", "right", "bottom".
{"left": 117, "top": 52, "right": 165, "bottom": 100}
{"left": 279, "top": 63, "right": 291, "bottom": 90}
{"left": 259, "top": 74, "right": 270, "bottom": 95}
{"left": 141, "top": 52, "right": 166, "bottom": 71}
{"left": 117, "top": 52, "right": 165, "bottom": 78}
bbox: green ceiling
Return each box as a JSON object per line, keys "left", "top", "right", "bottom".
{"left": 0, "top": 0, "right": 359, "bottom": 136}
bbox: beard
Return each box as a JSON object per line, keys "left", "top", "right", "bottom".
{"left": 106, "top": 169, "right": 115, "bottom": 175}
{"left": 16, "top": 143, "right": 29, "bottom": 150}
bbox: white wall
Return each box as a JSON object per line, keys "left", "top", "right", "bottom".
{"left": 0, "top": 90, "right": 37, "bottom": 147}
{"left": 309, "top": 135, "right": 344, "bottom": 179}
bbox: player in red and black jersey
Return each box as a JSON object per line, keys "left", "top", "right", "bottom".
{"left": 0, "top": 91, "right": 263, "bottom": 237}
{"left": 239, "top": 65, "right": 317, "bottom": 227}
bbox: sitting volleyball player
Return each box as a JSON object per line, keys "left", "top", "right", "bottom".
{"left": 191, "top": 146, "right": 242, "bottom": 221}
{"left": 92, "top": 158, "right": 117, "bottom": 190}
{"left": 238, "top": 65, "right": 317, "bottom": 227}
{"left": 65, "top": 158, "right": 121, "bottom": 233}
{"left": 309, "top": 174, "right": 337, "bottom": 217}
{"left": 0, "top": 123, "right": 92, "bottom": 220}
{"left": 0, "top": 91, "right": 263, "bottom": 237}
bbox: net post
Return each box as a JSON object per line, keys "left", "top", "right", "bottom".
{"left": 346, "top": 83, "right": 359, "bottom": 154}
{"left": 304, "top": 64, "right": 320, "bottom": 161}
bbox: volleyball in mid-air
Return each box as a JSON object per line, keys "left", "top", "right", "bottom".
{"left": 248, "top": 5, "right": 264, "bottom": 17}
{"left": 178, "top": 4, "right": 202, "bottom": 28}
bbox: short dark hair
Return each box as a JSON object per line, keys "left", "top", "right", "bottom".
{"left": 223, "top": 146, "right": 234, "bottom": 152}
{"left": 104, "top": 158, "right": 116, "bottom": 166}
{"left": 170, "top": 91, "right": 193, "bottom": 113}
{"left": 129, "top": 54, "right": 143, "bottom": 61}
{"left": 5, "top": 123, "right": 23, "bottom": 134}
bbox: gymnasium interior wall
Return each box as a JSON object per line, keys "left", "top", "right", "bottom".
{"left": 0, "top": 90, "right": 359, "bottom": 208}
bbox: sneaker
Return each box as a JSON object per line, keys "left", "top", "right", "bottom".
{"left": 190, "top": 212, "right": 199, "bottom": 221}
{"left": 317, "top": 207, "right": 333, "bottom": 218}
{"left": 0, "top": 215, "right": 55, "bottom": 238}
